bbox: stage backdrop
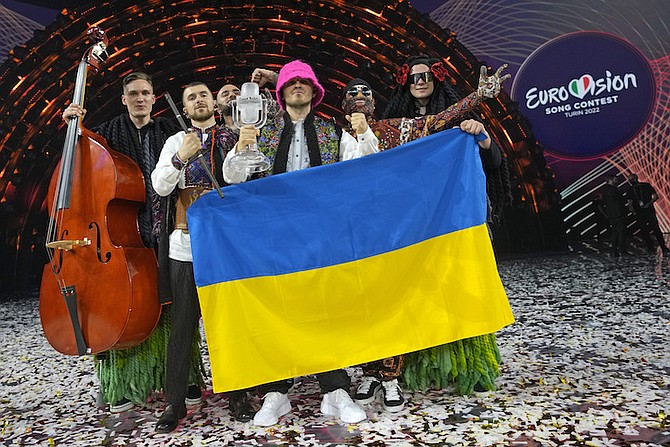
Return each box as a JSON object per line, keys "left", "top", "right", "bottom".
{"left": 428, "top": 0, "right": 670, "bottom": 240}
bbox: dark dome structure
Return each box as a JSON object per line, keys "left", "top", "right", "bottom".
{"left": 0, "top": 0, "right": 563, "bottom": 291}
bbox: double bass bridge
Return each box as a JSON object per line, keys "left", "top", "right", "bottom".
{"left": 46, "top": 237, "right": 91, "bottom": 251}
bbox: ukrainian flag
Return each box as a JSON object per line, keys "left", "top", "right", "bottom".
{"left": 188, "top": 128, "right": 514, "bottom": 392}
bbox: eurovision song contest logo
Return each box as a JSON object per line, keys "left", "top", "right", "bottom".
{"left": 511, "top": 31, "right": 656, "bottom": 159}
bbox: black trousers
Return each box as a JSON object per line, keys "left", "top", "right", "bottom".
{"left": 609, "top": 217, "right": 626, "bottom": 255}
{"left": 638, "top": 211, "right": 668, "bottom": 250}
{"left": 258, "top": 369, "right": 351, "bottom": 395}
{"left": 165, "top": 259, "right": 201, "bottom": 407}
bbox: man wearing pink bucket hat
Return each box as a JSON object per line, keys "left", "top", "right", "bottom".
{"left": 224, "top": 60, "right": 377, "bottom": 181}
{"left": 273, "top": 59, "right": 325, "bottom": 111}
{"left": 223, "top": 60, "right": 375, "bottom": 426}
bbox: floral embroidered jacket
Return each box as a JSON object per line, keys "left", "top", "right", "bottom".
{"left": 348, "top": 91, "right": 482, "bottom": 150}
{"left": 257, "top": 111, "right": 340, "bottom": 174}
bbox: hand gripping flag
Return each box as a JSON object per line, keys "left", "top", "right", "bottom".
{"left": 188, "top": 128, "right": 514, "bottom": 392}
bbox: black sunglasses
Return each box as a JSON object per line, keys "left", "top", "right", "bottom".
{"left": 346, "top": 85, "right": 372, "bottom": 97}
{"left": 409, "top": 72, "right": 434, "bottom": 84}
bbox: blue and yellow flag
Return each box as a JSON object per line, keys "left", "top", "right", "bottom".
{"left": 188, "top": 128, "right": 514, "bottom": 392}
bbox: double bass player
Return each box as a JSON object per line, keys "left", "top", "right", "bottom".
{"left": 61, "top": 72, "right": 206, "bottom": 413}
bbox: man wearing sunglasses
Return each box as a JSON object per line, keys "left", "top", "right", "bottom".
{"left": 378, "top": 54, "right": 511, "bottom": 397}
{"left": 339, "top": 62, "right": 510, "bottom": 409}
{"left": 340, "top": 64, "right": 508, "bottom": 151}
{"left": 339, "top": 79, "right": 380, "bottom": 161}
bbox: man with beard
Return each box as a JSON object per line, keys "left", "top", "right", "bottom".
{"left": 151, "top": 82, "right": 239, "bottom": 432}
{"left": 248, "top": 67, "right": 379, "bottom": 166}
{"left": 222, "top": 60, "right": 372, "bottom": 427}
{"left": 215, "top": 83, "right": 241, "bottom": 131}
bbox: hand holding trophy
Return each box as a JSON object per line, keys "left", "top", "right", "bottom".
{"left": 229, "top": 82, "right": 271, "bottom": 173}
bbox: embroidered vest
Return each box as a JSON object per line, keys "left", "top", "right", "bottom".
{"left": 257, "top": 111, "right": 340, "bottom": 174}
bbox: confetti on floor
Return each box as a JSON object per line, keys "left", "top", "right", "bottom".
{"left": 1, "top": 246, "right": 669, "bottom": 446}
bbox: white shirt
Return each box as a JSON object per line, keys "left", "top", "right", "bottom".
{"left": 151, "top": 129, "right": 219, "bottom": 262}
{"left": 340, "top": 126, "right": 379, "bottom": 161}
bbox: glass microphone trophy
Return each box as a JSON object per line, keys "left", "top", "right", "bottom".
{"left": 229, "top": 82, "right": 271, "bottom": 173}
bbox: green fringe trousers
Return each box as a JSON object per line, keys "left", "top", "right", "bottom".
{"left": 95, "top": 306, "right": 206, "bottom": 405}
{"left": 402, "top": 333, "right": 501, "bottom": 395}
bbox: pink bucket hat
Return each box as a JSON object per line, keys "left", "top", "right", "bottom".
{"left": 275, "top": 60, "right": 325, "bottom": 110}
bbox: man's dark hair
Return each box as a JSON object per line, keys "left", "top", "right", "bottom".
{"left": 184, "top": 81, "right": 209, "bottom": 90}
{"left": 182, "top": 81, "right": 211, "bottom": 102}
{"left": 383, "top": 54, "right": 513, "bottom": 225}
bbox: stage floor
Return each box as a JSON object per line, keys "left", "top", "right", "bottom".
{"left": 1, "top": 247, "right": 669, "bottom": 446}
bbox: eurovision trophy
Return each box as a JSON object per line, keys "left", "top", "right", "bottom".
{"left": 229, "top": 82, "right": 271, "bottom": 173}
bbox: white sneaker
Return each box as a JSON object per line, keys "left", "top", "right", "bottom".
{"left": 253, "top": 392, "right": 291, "bottom": 427}
{"left": 380, "top": 379, "right": 405, "bottom": 412}
{"left": 320, "top": 388, "right": 366, "bottom": 424}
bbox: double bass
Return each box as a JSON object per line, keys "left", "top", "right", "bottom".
{"left": 40, "top": 27, "right": 161, "bottom": 355}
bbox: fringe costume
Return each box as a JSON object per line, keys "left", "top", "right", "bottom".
{"left": 91, "top": 114, "right": 205, "bottom": 405}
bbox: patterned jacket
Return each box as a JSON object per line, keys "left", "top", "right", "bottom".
{"left": 257, "top": 110, "right": 340, "bottom": 176}
{"left": 348, "top": 92, "right": 481, "bottom": 151}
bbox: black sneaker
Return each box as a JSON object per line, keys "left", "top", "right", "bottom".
{"left": 185, "top": 385, "right": 202, "bottom": 406}
{"left": 473, "top": 382, "right": 487, "bottom": 392}
{"left": 380, "top": 379, "right": 405, "bottom": 412}
{"left": 354, "top": 376, "right": 381, "bottom": 404}
{"left": 110, "top": 398, "right": 133, "bottom": 413}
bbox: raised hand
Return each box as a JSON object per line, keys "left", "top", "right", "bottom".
{"left": 346, "top": 112, "right": 369, "bottom": 135}
{"left": 237, "top": 125, "right": 259, "bottom": 152}
{"left": 476, "top": 64, "right": 511, "bottom": 99}
{"left": 177, "top": 132, "right": 202, "bottom": 161}
{"left": 250, "top": 68, "right": 279, "bottom": 87}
